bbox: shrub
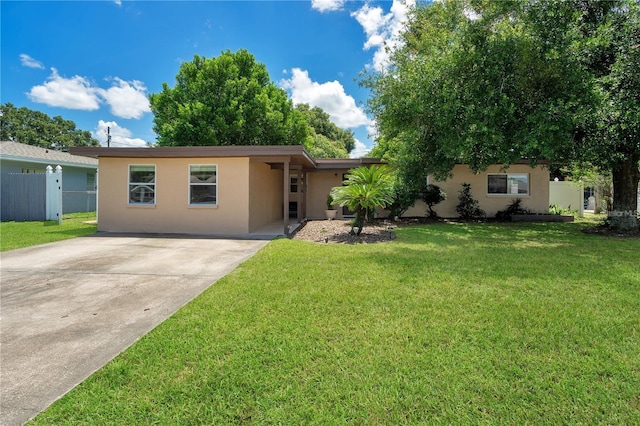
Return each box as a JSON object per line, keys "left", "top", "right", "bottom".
{"left": 387, "top": 184, "right": 420, "bottom": 219}
{"left": 422, "top": 184, "right": 446, "bottom": 218}
{"left": 326, "top": 194, "right": 335, "bottom": 209}
{"left": 495, "top": 198, "right": 531, "bottom": 221}
{"left": 549, "top": 204, "right": 578, "bottom": 216}
{"left": 456, "top": 183, "right": 485, "bottom": 220}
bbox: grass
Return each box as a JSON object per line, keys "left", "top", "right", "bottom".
{"left": 0, "top": 212, "right": 97, "bottom": 252}
{"left": 30, "top": 218, "right": 640, "bottom": 424}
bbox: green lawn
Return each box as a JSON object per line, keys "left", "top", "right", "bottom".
{"left": 0, "top": 212, "right": 97, "bottom": 252}
{"left": 31, "top": 220, "right": 640, "bottom": 424}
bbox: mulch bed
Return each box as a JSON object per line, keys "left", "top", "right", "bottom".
{"left": 291, "top": 219, "right": 398, "bottom": 244}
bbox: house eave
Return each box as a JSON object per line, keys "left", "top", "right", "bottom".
{"left": 69, "top": 146, "right": 388, "bottom": 171}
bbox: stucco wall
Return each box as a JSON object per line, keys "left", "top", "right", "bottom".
{"left": 403, "top": 164, "right": 550, "bottom": 218}
{"left": 549, "top": 181, "right": 584, "bottom": 217}
{"left": 97, "top": 157, "right": 250, "bottom": 235}
{"left": 306, "top": 171, "right": 345, "bottom": 219}
{"left": 248, "top": 162, "right": 283, "bottom": 232}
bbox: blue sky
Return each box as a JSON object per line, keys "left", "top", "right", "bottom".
{"left": 1, "top": 0, "right": 415, "bottom": 156}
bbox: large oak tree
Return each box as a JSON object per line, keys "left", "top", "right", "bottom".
{"left": 296, "top": 103, "right": 356, "bottom": 158}
{"left": 0, "top": 103, "right": 99, "bottom": 148}
{"left": 365, "top": 0, "right": 639, "bottom": 230}
{"left": 149, "top": 50, "right": 308, "bottom": 147}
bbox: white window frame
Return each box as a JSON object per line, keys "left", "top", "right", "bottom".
{"left": 189, "top": 164, "right": 218, "bottom": 206}
{"left": 487, "top": 173, "right": 529, "bottom": 196}
{"left": 128, "top": 164, "right": 156, "bottom": 205}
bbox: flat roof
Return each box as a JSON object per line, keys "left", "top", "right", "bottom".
{"left": 69, "top": 145, "right": 385, "bottom": 170}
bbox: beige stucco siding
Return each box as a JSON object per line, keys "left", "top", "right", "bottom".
{"left": 403, "top": 164, "right": 550, "bottom": 218}
{"left": 97, "top": 157, "right": 250, "bottom": 235}
{"left": 248, "top": 162, "right": 283, "bottom": 232}
{"left": 306, "top": 171, "right": 345, "bottom": 219}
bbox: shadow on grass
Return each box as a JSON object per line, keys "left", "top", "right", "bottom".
{"left": 359, "top": 221, "right": 639, "bottom": 285}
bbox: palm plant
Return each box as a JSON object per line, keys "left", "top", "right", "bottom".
{"left": 330, "top": 165, "right": 395, "bottom": 235}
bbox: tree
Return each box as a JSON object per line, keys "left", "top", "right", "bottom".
{"left": 295, "top": 104, "right": 355, "bottom": 158}
{"left": 364, "top": 0, "right": 640, "bottom": 230}
{"left": 422, "top": 184, "right": 446, "bottom": 218}
{"left": 149, "top": 50, "right": 308, "bottom": 147}
{"left": 387, "top": 178, "right": 421, "bottom": 219}
{"left": 456, "top": 183, "right": 485, "bottom": 220}
{"left": 0, "top": 103, "right": 99, "bottom": 148}
{"left": 330, "top": 165, "right": 395, "bottom": 235}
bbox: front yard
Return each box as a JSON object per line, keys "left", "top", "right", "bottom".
{"left": 0, "top": 212, "right": 97, "bottom": 252}
{"left": 31, "top": 220, "right": 640, "bottom": 424}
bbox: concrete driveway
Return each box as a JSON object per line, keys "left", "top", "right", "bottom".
{"left": 0, "top": 235, "right": 268, "bottom": 426}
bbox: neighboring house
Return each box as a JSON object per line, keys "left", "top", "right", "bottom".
{"left": 0, "top": 141, "right": 98, "bottom": 218}
{"left": 70, "top": 145, "right": 383, "bottom": 236}
{"left": 402, "top": 163, "right": 550, "bottom": 218}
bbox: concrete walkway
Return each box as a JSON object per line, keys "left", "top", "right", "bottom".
{"left": 0, "top": 235, "right": 269, "bottom": 426}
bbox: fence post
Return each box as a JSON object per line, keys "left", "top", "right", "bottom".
{"left": 46, "top": 165, "right": 63, "bottom": 224}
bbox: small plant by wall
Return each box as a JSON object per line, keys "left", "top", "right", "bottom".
{"left": 495, "top": 198, "right": 531, "bottom": 221}
{"left": 549, "top": 204, "right": 578, "bottom": 217}
{"left": 422, "top": 184, "right": 446, "bottom": 218}
{"left": 455, "top": 183, "right": 485, "bottom": 220}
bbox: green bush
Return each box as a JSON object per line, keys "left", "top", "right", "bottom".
{"left": 422, "top": 184, "right": 446, "bottom": 218}
{"left": 455, "top": 183, "right": 485, "bottom": 220}
{"left": 495, "top": 198, "right": 531, "bottom": 221}
{"left": 549, "top": 204, "right": 578, "bottom": 216}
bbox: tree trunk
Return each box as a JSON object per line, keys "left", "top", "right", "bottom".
{"left": 353, "top": 207, "right": 366, "bottom": 236}
{"left": 610, "top": 155, "right": 640, "bottom": 231}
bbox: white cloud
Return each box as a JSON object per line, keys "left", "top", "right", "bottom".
{"left": 101, "top": 78, "right": 151, "bottom": 119}
{"left": 350, "top": 139, "right": 371, "bottom": 159}
{"left": 311, "top": 0, "right": 344, "bottom": 13}
{"left": 27, "top": 68, "right": 102, "bottom": 110}
{"left": 114, "top": 0, "right": 122, "bottom": 6}
{"left": 280, "top": 68, "right": 371, "bottom": 129}
{"left": 27, "top": 69, "right": 150, "bottom": 119}
{"left": 20, "top": 54, "right": 44, "bottom": 69}
{"left": 351, "top": 0, "right": 415, "bottom": 71}
{"left": 94, "top": 120, "right": 149, "bottom": 148}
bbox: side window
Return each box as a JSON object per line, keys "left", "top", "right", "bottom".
{"left": 87, "top": 173, "right": 96, "bottom": 191}
{"left": 290, "top": 176, "right": 298, "bottom": 193}
{"left": 129, "top": 165, "right": 155, "bottom": 204}
{"left": 488, "top": 174, "right": 529, "bottom": 195}
{"left": 189, "top": 165, "right": 217, "bottom": 205}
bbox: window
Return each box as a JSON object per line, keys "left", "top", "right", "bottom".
{"left": 290, "top": 176, "right": 298, "bottom": 193}
{"left": 87, "top": 173, "right": 96, "bottom": 191}
{"left": 488, "top": 173, "right": 529, "bottom": 195}
{"left": 129, "top": 165, "right": 155, "bottom": 204}
{"left": 189, "top": 165, "right": 217, "bottom": 205}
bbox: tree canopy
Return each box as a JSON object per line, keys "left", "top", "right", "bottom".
{"left": 149, "top": 50, "right": 308, "bottom": 147}
{"left": 364, "top": 0, "right": 640, "bottom": 230}
{"left": 296, "top": 104, "right": 356, "bottom": 158}
{"left": 0, "top": 103, "right": 99, "bottom": 149}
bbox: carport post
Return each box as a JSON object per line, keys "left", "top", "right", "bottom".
{"left": 283, "top": 159, "right": 290, "bottom": 235}
{"left": 297, "top": 169, "right": 304, "bottom": 224}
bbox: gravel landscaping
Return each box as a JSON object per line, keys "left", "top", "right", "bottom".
{"left": 292, "top": 219, "right": 397, "bottom": 244}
